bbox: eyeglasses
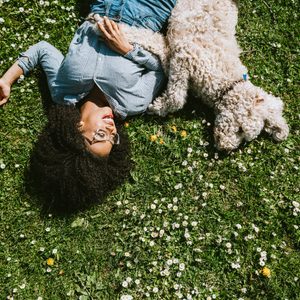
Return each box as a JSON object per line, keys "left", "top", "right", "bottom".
{"left": 84, "top": 129, "right": 120, "bottom": 145}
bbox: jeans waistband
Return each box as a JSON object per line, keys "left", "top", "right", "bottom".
{"left": 87, "top": 12, "right": 161, "bottom": 32}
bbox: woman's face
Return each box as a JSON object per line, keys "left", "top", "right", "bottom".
{"left": 79, "top": 106, "right": 118, "bottom": 157}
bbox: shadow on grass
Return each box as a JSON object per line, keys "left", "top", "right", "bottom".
{"left": 135, "top": 92, "right": 242, "bottom": 158}
{"left": 142, "top": 90, "right": 284, "bottom": 156}
{"left": 75, "top": 0, "right": 95, "bottom": 20}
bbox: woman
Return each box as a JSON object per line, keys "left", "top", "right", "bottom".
{"left": 0, "top": 1, "right": 176, "bottom": 212}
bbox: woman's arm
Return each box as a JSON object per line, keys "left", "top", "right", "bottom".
{"left": 98, "top": 17, "right": 163, "bottom": 71}
{"left": 98, "top": 17, "right": 133, "bottom": 55}
{"left": 124, "top": 44, "right": 162, "bottom": 71}
{"left": 0, "top": 62, "right": 24, "bottom": 106}
{"left": 1, "top": 41, "right": 64, "bottom": 106}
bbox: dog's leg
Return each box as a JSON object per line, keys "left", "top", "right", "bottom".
{"left": 148, "top": 55, "right": 190, "bottom": 117}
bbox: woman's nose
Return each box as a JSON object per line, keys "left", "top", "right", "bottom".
{"left": 105, "top": 124, "right": 116, "bottom": 133}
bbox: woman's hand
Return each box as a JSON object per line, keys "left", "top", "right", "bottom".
{"left": 0, "top": 78, "right": 11, "bottom": 106}
{"left": 98, "top": 16, "right": 133, "bottom": 55}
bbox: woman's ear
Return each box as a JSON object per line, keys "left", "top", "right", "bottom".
{"left": 77, "top": 121, "right": 84, "bottom": 131}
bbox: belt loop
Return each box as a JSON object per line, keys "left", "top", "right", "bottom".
{"left": 105, "top": 0, "right": 113, "bottom": 16}
{"left": 118, "top": 0, "right": 126, "bottom": 21}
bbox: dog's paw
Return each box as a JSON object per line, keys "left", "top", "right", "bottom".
{"left": 147, "top": 96, "right": 170, "bottom": 117}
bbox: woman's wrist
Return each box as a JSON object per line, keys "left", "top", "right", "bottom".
{"left": 0, "top": 76, "right": 11, "bottom": 86}
{"left": 121, "top": 43, "right": 134, "bottom": 55}
{"left": 1, "top": 62, "right": 24, "bottom": 85}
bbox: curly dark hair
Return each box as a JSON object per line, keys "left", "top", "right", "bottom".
{"left": 29, "top": 104, "right": 132, "bottom": 213}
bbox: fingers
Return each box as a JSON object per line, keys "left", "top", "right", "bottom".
{"left": 96, "top": 16, "right": 132, "bottom": 55}
{"left": 110, "top": 19, "right": 120, "bottom": 33}
{"left": 98, "top": 16, "right": 120, "bottom": 40}
{"left": 98, "top": 22, "right": 111, "bottom": 40}
{"left": 0, "top": 98, "right": 8, "bottom": 106}
{"left": 103, "top": 16, "right": 115, "bottom": 35}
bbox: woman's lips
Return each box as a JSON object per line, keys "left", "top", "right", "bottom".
{"left": 102, "top": 115, "right": 115, "bottom": 126}
{"left": 104, "top": 120, "right": 114, "bottom": 126}
{"left": 102, "top": 114, "right": 114, "bottom": 120}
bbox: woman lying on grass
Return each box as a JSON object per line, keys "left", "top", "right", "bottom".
{"left": 0, "top": 0, "right": 176, "bottom": 212}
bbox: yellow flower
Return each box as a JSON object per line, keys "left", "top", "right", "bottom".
{"left": 124, "top": 122, "right": 129, "bottom": 128}
{"left": 261, "top": 266, "right": 271, "bottom": 278}
{"left": 171, "top": 125, "right": 177, "bottom": 132}
{"left": 159, "top": 138, "right": 164, "bottom": 144}
{"left": 150, "top": 135, "right": 158, "bottom": 142}
{"left": 46, "top": 258, "right": 54, "bottom": 266}
{"left": 180, "top": 130, "right": 187, "bottom": 138}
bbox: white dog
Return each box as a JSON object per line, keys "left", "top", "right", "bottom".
{"left": 148, "top": 0, "right": 289, "bottom": 151}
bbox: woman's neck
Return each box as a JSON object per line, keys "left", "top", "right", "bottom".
{"left": 80, "top": 85, "right": 109, "bottom": 114}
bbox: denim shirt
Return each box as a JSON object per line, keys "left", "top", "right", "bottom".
{"left": 91, "top": 0, "right": 177, "bottom": 32}
{"left": 17, "top": 3, "right": 174, "bottom": 119}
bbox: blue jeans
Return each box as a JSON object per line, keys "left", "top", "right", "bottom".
{"left": 90, "top": 0, "right": 177, "bottom": 32}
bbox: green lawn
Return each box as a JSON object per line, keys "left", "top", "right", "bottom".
{"left": 0, "top": 0, "right": 299, "bottom": 299}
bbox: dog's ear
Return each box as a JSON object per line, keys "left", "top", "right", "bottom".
{"left": 262, "top": 96, "right": 289, "bottom": 142}
{"left": 252, "top": 92, "right": 289, "bottom": 142}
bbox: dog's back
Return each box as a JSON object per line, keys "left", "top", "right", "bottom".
{"left": 167, "top": 0, "right": 238, "bottom": 49}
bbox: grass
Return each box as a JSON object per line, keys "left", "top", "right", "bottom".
{"left": 0, "top": 0, "right": 299, "bottom": 299}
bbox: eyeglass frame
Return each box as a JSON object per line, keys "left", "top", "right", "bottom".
{"left": 83, "top": 128, "right": 120, "bottom": 146}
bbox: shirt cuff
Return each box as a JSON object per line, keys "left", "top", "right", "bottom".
{"left": 123, "top": 43, "right": 141, "bottom": 60}
{"left": 17, "top": 55, "right": 31, "bottom": 76}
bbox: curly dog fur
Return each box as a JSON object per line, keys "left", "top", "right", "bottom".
{"left": 148, "top": 0, "right": 289, "bottom": 150}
